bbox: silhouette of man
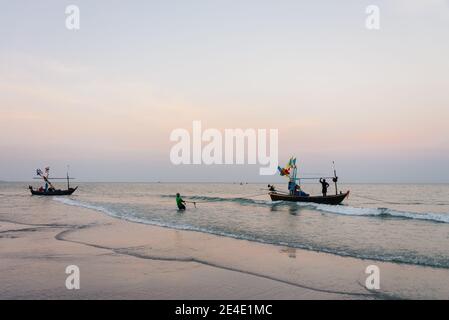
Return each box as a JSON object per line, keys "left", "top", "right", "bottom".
{"left": 319, "top": 178, "right": 330, "bottom": 197}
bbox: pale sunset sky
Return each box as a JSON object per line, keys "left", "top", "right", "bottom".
{"left": 1, "top": 0, "right": 448, "bottom": 182}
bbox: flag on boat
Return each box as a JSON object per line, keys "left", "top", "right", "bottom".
{"left": 278, "top": 157, "right": 297, "bottom": 177}
{"left": 36, "top": 167, "right": 50, "bottom": 178}
{"left": 277, "top": 166, "right": 290, "bottom": 176}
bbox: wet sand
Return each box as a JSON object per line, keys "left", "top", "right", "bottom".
{"left": 1, "top": 198, "right": 449, "bottom": 299}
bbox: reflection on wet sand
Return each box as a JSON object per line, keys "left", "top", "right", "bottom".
{"left": 281, "top": 247, "right": 297, "bottom": 259}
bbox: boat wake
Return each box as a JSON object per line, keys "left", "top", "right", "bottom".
{"left": 299, "top": 203, "right": 449, "bottom": 224}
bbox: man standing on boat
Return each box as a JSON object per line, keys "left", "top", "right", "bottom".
{"left": 319, "top": 178, "right": 330, "bottom": 197}
{"left": 176, "top": 193, "right": 186, "bottom": 210}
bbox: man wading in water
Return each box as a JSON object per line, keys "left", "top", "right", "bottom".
{"left": 176, "top": 193, "right": 186, "bottom": 210}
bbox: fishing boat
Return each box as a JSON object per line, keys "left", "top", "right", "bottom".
{"left": 269, "top": 190, "right": 349, "bottom": 205}
{"left": 28, "top": 166, "right": 77, "bottom": 196}
{"left": 271, "top": 158, "right": 349, "bottom": 205}
{"left": 29, "top": 186, "right": 78, "bottom": 196}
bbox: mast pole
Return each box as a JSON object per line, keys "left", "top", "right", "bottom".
{"left": 288, "top": 168, "right": 293, "bottom": 195}
{"left": 333, "top": 161, "right": 338, "bottom": 195}
{"left": 67, "top": 165, "right": 70, "bottom": 189}
{"left": 295, "top": 164, "right": 299, "bottom": 190}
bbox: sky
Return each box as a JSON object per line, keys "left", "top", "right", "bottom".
{"left": 0, "top": 0, "right": 448, "bottom": 182}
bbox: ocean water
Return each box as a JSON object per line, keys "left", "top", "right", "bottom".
{"left": 2, "top": 182, "right": 449, "bottom": 269}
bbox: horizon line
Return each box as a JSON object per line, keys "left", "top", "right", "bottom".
{"left": 2, "top": 180, "right": 449, "bottom": 185}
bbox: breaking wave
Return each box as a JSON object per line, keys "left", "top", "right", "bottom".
{"left": 297, "top": 203, "right": 449, "bottom": 224}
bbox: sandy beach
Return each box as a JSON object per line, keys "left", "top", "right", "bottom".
{"left": 1, "top": 194, "right": 449, "bottom": 300}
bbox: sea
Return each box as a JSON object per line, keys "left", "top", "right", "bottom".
{"left": 1, "top": 182, "right": 449, "bottom": 269}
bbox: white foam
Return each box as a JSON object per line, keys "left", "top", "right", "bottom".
{"left": 298, "top": 202, "right": 449, "bottom": 223}
{"left": 53, "top": 197, "right": 267, "bottom": 243}
{"left": 53, "top": 197, "right": 114, "bottom": 216}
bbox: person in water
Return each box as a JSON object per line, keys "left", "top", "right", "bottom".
{"left": 319, "top": 178, "right": 330, "bottom": 197}
{"left": 176, "top": 193, "right": 186, "bottom": 210}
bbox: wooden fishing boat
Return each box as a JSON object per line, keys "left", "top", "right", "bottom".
{"left": 271, "top": 158, "right": 349, "bottom": 205}
{"left": 269, "top": 190, "right": 349, "bottom": 205}
{"left": 29, "top": 186, "right": 78, "bottom": 196}
{"left": 29, "top": 166, "right": 77, "bottom": 196}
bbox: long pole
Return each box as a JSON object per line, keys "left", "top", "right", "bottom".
{"left": 290, "top": 176, "right": 333, "bottom": 180}
{"left": 294, "top": 165, "right": 298, "bottom": 187}
{"left": 333, "top": 161, "right": 338, "bottom": 195}
{"left": 67, "top": 165, "right": 70, "bottom": 189}
{"left": 42, "top": 176, "right": 55, "bottom": 190}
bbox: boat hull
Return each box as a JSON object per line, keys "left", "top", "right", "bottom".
{"left": 269, "top": 190, "right": 349, "bottom": 205}
{"left": 30, "top": 186, "right": 78, "bottom": 196}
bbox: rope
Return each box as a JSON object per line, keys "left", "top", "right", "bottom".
{"left": 183, "top": 192, "right": 417, "bottom": 206}
{"left": 183, "top": 192, "right": 269, "bottom": 206}
{"left": 351, "top": 194, "right": 412, "bottom": 205}
{"left": 238, "top": 192, "right": 270, "bottom": 198}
